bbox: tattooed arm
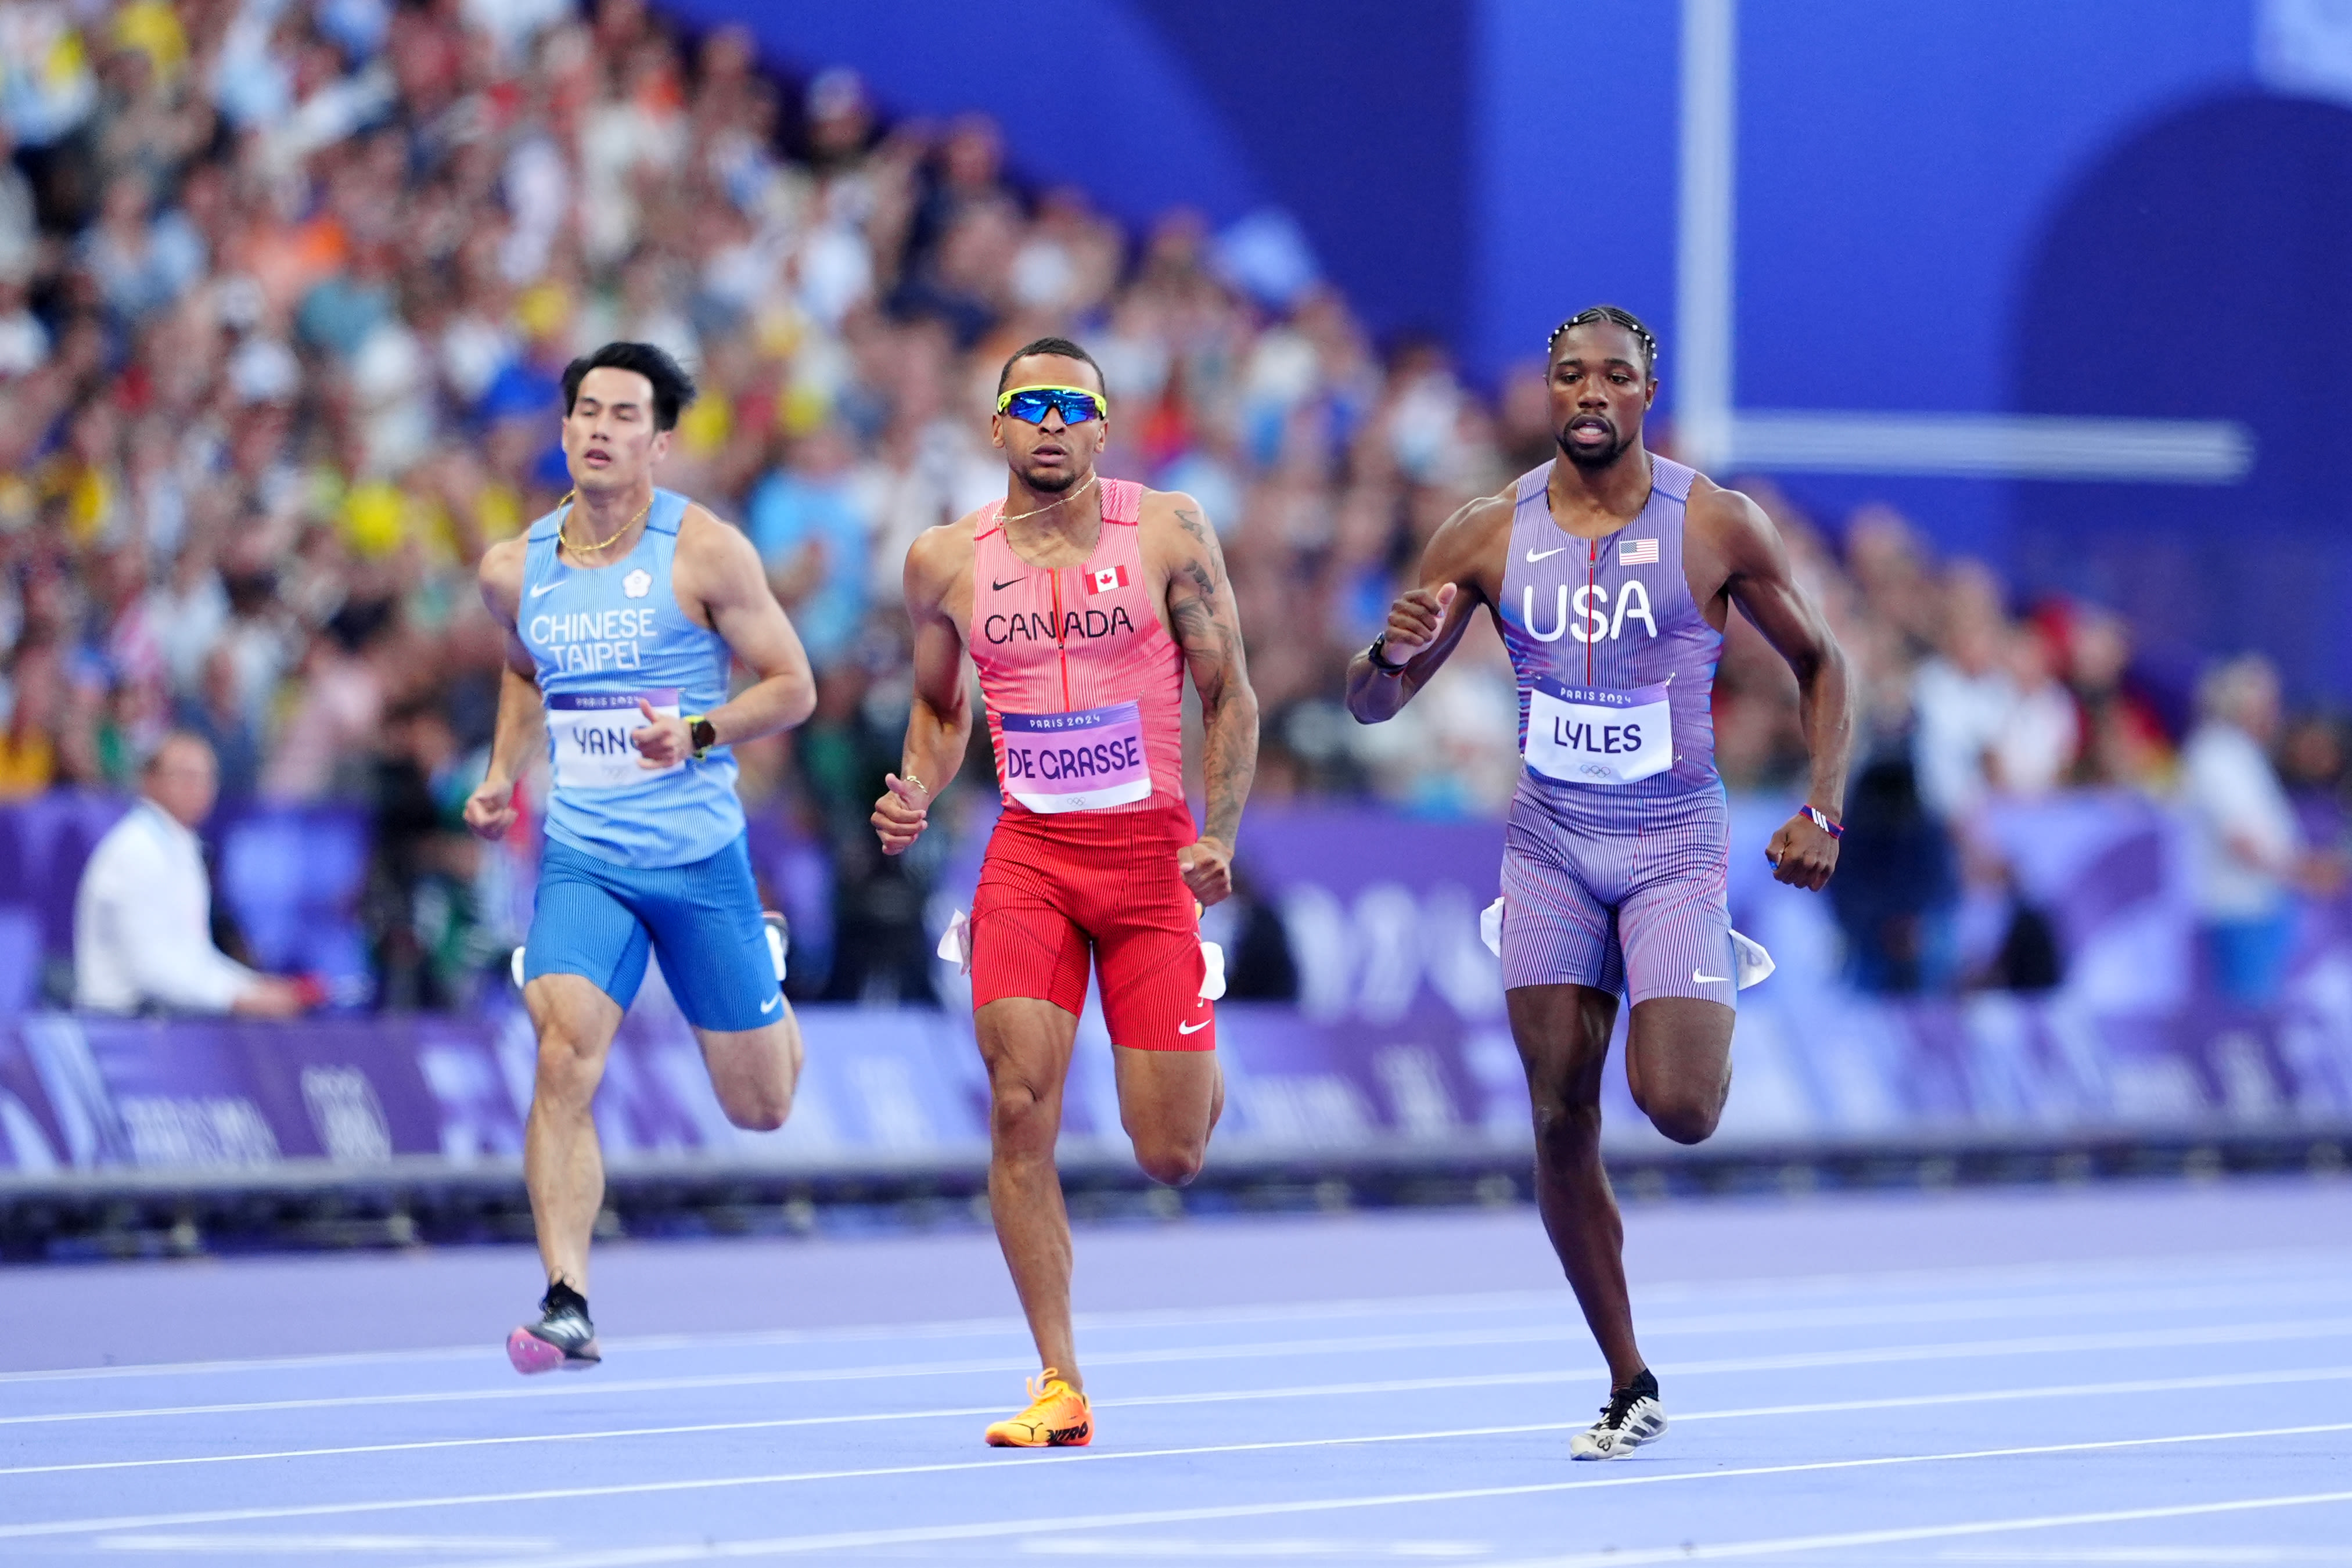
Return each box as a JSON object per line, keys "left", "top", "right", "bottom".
{"left": 1149, "top": 491, "right": 1259, "bottom": 907}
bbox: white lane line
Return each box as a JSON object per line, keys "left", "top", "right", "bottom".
{"left": 10, "top": 1418, "right": 2352, "bottom": 1549}
{"left": 1944, "top": 1551, "right": 2352, "bottom": 1563}
{"left": 11, "top": 1245, "right": 2343, "bottom": 1386}
{"left": 1943, "top": 1553, "right": 2352, "bottom": 1563}
{"left": 95, "top": 1534, "right": 554, "bottom": 1556}
{"left": 406, "top": 1425, "right": 2352, "bottom": 1568}
{"left": 1478, "top": 1490, "right": 2352, "bottom": 1566}
{"left": 1020, "top": 1539, "right": 1488, "bottom": 1559}
{"left": 10, "top": 1363, "right": 2352, "bottom": 1481}
{"left": 10, "top": 1314, "right": 2351, "bottom": 1430}
{"left": 0, "top": 1420, "right": 1577, "bottom": 1541}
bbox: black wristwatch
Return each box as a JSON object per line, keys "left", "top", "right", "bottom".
{"left": 688, "top": 717, "right": 718, "bottom": 758}
{"left": 1366, "top": 634, "right": 1408, "bottom": 675}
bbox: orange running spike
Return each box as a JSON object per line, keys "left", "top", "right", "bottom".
{"left": 983, "top": 1369, "right": 1092, "bottom": 1448}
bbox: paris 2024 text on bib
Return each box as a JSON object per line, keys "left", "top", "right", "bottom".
{"left": 1523, "top": 676, "right": 1673, "bottom": 786}
{"left": 548, "top": 688, "right": 682, "bottom": 791}
{"left": 999, "top": 701, "right": 1151, "bottom": 813}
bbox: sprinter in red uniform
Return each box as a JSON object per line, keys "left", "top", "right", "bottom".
{"left": 873, "top": 337, "right": 1259, "bottom": 1447}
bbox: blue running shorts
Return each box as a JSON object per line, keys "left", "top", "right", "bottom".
{"left": 524, "top": 833, "right": 779, "bottom": 1031}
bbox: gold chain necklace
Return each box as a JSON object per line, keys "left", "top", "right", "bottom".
{"left": 997, "top": 473, "right": 1099, "bottom": 528}
{"left": 556, "top": 490, "right": 653, "bottom": 560}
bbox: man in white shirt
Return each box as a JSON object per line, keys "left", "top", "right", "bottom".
{"left": 74, "top": 732, "right": 310, "bottom": 1017}
{"left": 2180, "top": 654, "right": 2333, "bottom": 1008}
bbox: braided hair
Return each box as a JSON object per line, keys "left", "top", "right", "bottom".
{"left": 1546, "top": 305, "right": 1659, "bottom": 379}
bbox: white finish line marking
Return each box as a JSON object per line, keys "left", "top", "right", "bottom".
{"left": 6, "top": 1363, "right": 2350, "bottom": 1480}
{"left": 8, "top": 1313, "right": 2350, "bottom": 1429}
{"left": 6, "top": 1419, "right": 2349, "bottom": 1549}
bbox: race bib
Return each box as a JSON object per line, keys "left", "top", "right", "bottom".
{"left": 548, "top": 689, "right": 680, "bottom": 791}
{"left": 999, "top": 702, "right": 1151, "bottom": 813}
{"left": 1523, "top": 677, "right": 1672, "bottom": 786}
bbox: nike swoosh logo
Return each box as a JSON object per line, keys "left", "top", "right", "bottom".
{"left": 529, "top": 582, "right": 563, "bottom": 598}
{"left": 1693, "top": 970, "right": 1731, "bottom": 985}
{"left": 1525, "top": 546, "right": 1568, "bottom": 563}
{"left": 991, "top": 577, "right": 1024, "bottom": 591}
{"left": 1177, "top": 1019, "right": 1210, "bottom": 1035}
{"left": 761, "top": 994, "right": 781, "bottom": 1013}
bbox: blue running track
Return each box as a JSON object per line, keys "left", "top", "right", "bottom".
{"left": 2, "top": 1179, "right": 2348, "bottom": 1565}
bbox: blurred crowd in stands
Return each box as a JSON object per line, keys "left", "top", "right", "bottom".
{"left": 1, "top": 0, "right": 2344, "bottom": 1009}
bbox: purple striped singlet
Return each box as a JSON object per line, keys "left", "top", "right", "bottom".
{"left": 1494, "top": 455, "right": 1738, "bottom": 1004}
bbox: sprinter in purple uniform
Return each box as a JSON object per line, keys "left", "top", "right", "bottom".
{"left": 1346, "top": 306, "right": 1853, "bottom": 1459}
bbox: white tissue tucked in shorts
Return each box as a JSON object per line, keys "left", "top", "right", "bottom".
{"left": 937, "top": 910, "right": 1223, "bottom": 998}
{"left": 1198, "top": 940, "right": 1227, "bottom": 1001}
{"left": 935, "top": 909, "right": 973, "bottom": 974}
{"left": 1477, "top": 896, "right": 1775, "bottom": 991}
{"left": 1729, "top": 929, "right": 1774, "bottom": 989}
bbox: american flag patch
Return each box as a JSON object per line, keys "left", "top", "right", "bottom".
{"left": 1619, "top": 538, "right": 1660, "bottom": 566}
{"left": 1084, "top": 564, "right": 1130, "bottom": 595}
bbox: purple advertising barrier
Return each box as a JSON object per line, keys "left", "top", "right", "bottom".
{"left": 11, "top": 1014, "right": 491, "bottom": 1170}
{"left": 0, "top": 1021, "right": 69, "bottom": 1174}
{"left": 6, "top": 796, "right": 2352, "bottom": 1182}
{"left": 0, "top": 999, "right": 993, "bottom": 1177}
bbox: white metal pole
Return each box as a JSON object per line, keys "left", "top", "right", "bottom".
{"left": 1676, "top": 0, "right": 1738, "bottom": 470}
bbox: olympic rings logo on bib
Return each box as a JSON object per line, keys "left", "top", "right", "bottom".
{"left": 999, "top": 701, "right": 1152, "bottom": 813}
{"left": 1523, "top": 677, "right": 1673, "bottom": 787}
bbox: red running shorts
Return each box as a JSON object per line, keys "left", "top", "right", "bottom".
{"left": 969, "top": 803, "right": 1216, "bottom": 1052}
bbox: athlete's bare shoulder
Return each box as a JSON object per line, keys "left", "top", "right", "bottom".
{"left": 477, "top": 534, "right": 528, "bottom": 623}
{"left": 1682, "top": 471, "right": 1782, "bottom": 566}
{"left": 1137, "top": 486, "right": 1220, "bottom": 564}
{"left": 1456, "top": 484, "right": 1519, "bottom": 537}
{"left": 1421, "top": 483, "right": 1517, "bottom": 601}
{"left": 674, "top": 498, "right": 750, "bottom": 557}
{"left": 904, "top": 508, "right": 982, "bottom": 617}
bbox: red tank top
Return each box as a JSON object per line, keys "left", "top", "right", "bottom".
{"left": 969, "top": 478, "right": 1185, "bottom": 815}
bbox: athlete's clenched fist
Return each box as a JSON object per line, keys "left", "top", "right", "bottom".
{"left": 1177, "top": 835, "right": 1234, "bottom": 907}
{"left": 871, "top": 772, "right": 931, "bottom": 855}
{"left": 1764, "top": 810, "right": 1840, "bottom": 891}
{"left": 1379, "top": 582, "right": 1458, "bottom": 664}
{"left": 631, "top": 698, "right": 695, "bottom": 768}
{"left": 462, "top": 774, "right": 519, "bottom": 840}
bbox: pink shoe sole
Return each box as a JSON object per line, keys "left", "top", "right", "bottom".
{"left": 506, "top": 1328, "right": 581, "bottom": 1375}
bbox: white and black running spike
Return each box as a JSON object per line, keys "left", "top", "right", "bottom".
{"left": 508, "top": 1283, "right": 601, "bottom": 1376}
{"left": 1570, "top": 1368, "right": 1667, "bottom": 1460}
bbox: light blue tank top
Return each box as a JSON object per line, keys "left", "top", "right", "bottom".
{"left": 522, "top": 488, "right": 742, "bottom": 868}
{"left": 1497, "top": 455, "right": 1724, "bottom": 801}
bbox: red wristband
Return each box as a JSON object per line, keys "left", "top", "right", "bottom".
{"left": 1803, "top": 805, "right": 1844, "bottom": 839}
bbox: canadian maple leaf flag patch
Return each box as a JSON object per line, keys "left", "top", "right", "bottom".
{"left": 1083, "top": 564, "right": 1130, "bottom": 595}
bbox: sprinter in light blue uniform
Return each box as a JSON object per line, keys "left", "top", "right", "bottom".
{"left": 1345, "top": 306, "right": 1853, "bottom": 1463}
{"left": 466, "top": 342, "right": 817, "bottom": 1376}
{"left": 522, "top": 483, "right": 764, "bottom": 1011}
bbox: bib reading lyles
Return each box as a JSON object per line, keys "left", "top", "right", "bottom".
{"left": 549, "top": 688, "right": 681, "bottom": 791}
{"left": 1523, "top": 677, "right": 1673, "bottom": 786}
{"left": 998, "top": 701, "right": 1152, "bottom": 814}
